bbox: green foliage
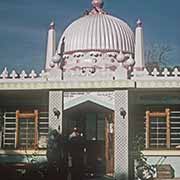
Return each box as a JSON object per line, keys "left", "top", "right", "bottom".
{"left": 133, "top": 135, "right": 155, "bottom": 180}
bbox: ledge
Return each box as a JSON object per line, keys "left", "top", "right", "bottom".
{"left": 0, "top": 80, "right": 135, "bottom": 90}
{"left": 136, "top": 80, "right": 180, "bottom": 88}
{"left": 154, "top": 179, "right": 180, "bottom": 180}
{"left": 154, "top": 178, "right": 180, "bottom": 180}
{"left": 0, "top": 149, "right": 46, "bottom": 155}
{"left": 142, "top": 150, "right": 180, "bottom": 156}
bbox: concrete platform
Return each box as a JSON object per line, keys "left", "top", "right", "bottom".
{"left": 154, "top": 178, "right": 180, "bottom": 180}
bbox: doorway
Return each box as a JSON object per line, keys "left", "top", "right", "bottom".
{"left": 64, "top": 101, "right": 114, "bottom": 176}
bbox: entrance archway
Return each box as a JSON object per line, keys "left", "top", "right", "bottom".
{"left": 63, "top": 100, "right": 114, "bottom": 176}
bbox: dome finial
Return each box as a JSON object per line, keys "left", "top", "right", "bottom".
{"left": 49, "top": 21, "right": 55, "bottom": 29}
{"left": 92, "top": 0, "right": 104, "bottom": 9}
{"left": 90, "top": 0, "right": 106, "bottom": 15}
{"left": 136, "top": 18, "right": 142, "bottom": 27}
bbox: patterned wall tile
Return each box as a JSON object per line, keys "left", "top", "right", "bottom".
{"left": 49, "top": 91, "right": 63, "bottom": 133}
{"left": 114, "top": 90, "right": 129, "bottom": 180}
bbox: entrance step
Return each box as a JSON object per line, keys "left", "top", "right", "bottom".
{"left": 156, "top": 164, "right": 175, "bottom": 179}
{"left": 155, "top": 178, "right": 180, "bottom": 180}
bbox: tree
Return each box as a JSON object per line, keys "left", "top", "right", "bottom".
{"left": 145, "top": 43, "right": 173, "bottom": 71}
{"left": 133, "top": 135, "right": 155, "bottom": 180}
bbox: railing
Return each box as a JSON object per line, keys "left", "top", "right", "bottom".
{"left": 132, "top": 67, "right": 180, "bottom": 80}
{"left": 2, "top": 66, "right": 180, "bottom": 82}
{"left": 0, "top": 68, "right": 47, "bottom": 81}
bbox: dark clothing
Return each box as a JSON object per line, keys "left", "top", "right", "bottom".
{"left": 47, "top": 130, "right": 60, "bottom": 163}
{"left": 68, "top": 135, "right": 85, "bottom": 180}
{"left": 46, "top": 130, "right": 68, "bottom": 180}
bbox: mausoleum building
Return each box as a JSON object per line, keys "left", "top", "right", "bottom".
{"left": 0, "top": 0, "right": 180, "bottom": 179}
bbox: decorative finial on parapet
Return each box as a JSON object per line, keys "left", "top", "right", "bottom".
{"left": 0, "top": 67, "right": 8, "bottom": 79}
{"left": 49, "top": 21, "right": 55, "bottom": 29}
{"left": 92, "top": 0, "right": 104, "bottom": 9}
{"left": 136, "top": 18, "right": 142, "bottom": 27}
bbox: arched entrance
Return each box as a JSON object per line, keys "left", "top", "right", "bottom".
{"left": 63, "top": 100, "right": 114, "bottom": 176}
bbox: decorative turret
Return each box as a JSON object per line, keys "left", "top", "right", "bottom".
{"left": 134, "top": 19, "right": 145, "bottom": 71}
{"left": 45, "top": 21, "right": 56, "bottom": 71}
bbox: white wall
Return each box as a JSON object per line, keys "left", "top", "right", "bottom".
{"left": 147, "top": 156, "right": 180, "bottom": 177}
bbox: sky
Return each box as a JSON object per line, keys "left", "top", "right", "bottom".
{"left": 0, "top": 0, "right": 180, "bottom": 72}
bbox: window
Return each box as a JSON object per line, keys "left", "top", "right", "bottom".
{"left": 169, "top": 111, "right": 180, "bottom": 148}
{"left": 145, "top": 109, "right": 180, "bottom": 149}
{"left": 97, "top": 113, "right": 105, "bottom": 140}
{"left": 16, "top": 110, "right": 38, "bottom": 149}
{"left": 86, "top": 113, "right": 96, "bottom": 140}
{"left": 3, "top": 110, "right": 48, "bottom": 149}
{"left": 3, "top": 112, "right": 19, "bottom": 149}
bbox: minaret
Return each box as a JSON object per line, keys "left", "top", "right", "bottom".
{"left": 45, "top": 21, "right": 56, "bottom": 71}
{"left": 134, "top": 19, "right": 145, "bottom": 71}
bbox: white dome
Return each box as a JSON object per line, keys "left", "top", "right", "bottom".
{"left": 58, "top": 14, "right": 134, "bottom": 54}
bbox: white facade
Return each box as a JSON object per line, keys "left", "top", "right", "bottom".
{"left": 0, "top": 0, "right": 180, "bottom": 179}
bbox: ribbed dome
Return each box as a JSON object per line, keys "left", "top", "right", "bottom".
{"left": 57, "top": 14, "right": 134, "bottom": 54}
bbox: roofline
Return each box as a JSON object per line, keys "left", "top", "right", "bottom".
{"left": 0, "top": 79, "right": 179, "bottom": 90}
{"left": 0, "top": 80, "right": 135, "bottom": 90}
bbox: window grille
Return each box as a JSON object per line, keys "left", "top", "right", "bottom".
{"left": 170, "top": 111, "right": 180, "bottom": 148}
{"left": 145, "top": 109, "right": 180, "bottom": 149}
{"left": 3, "top": 111, "right": 48, "bottom": 149}
{"left": 38, "top": 112, "right": 49, "bottom": 148}
{"left": 145, "top": 109, "right": 170, "bottom": 149}
{"left": 18, "top": 118, "right": 35, "bottom": 149}
{"left": 3, "top": 112, "right": 16, "bottom": 149}
{"left": 16, "top": 110, "right": 38, "bottom": 149}
{"left": 149, "top": 117, "right": 166, "bottom": 148}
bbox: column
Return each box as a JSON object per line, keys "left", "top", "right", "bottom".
{"left": 49, "top": 91, "right": 63, "bottom": 133}
{"left": 114, "top": 90, "right": 129, "bottom": 180}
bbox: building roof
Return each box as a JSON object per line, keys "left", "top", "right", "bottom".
{"left": 57, "top": 1, "right": 134, "bottom": 55}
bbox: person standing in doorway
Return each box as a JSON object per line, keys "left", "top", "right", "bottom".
{"left": 68, "top": 127, "right": 85, "bottom": 180}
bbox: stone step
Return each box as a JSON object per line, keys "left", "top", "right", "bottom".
{"left": 154, "top": 178, "right": 180, "bottom": 180}
{"left": 157, "top": 164, "right": 175, "bottom": 179}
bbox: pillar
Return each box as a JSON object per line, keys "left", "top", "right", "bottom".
{"left": 49, "top": 91, "right": 63, "bottom": 133}
{"left": 114, "top": 90, "right": 129, "bottom": 180}
{"left": 134, "top": 19, "right": 145, "bottom": 71}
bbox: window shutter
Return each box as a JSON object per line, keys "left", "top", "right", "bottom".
{"left": 3, "top": 112, "right": 16, "bottom": 149}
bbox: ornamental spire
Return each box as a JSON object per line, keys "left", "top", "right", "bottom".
{"left": 136, "top": 18, "right": 142, "bottom": 27}
{"left": 89, "top": 0, "right": 107, "bottom": 15}
{"left": 49, "top": 21, "right": 55, "bottom": 29}
{"left": 92, "top": 0, "right": 104, "bottom": 8}
{"left": 45, "top": 21, "right": 56, "bottom": 71}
